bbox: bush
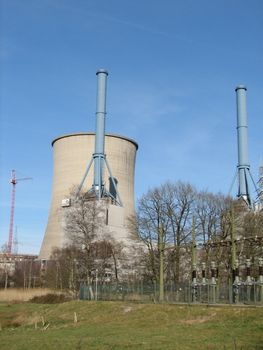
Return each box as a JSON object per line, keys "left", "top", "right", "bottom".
{"left": 29, "top": 293, "right": 70, "bottom": 304}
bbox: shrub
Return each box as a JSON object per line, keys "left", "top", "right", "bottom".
{"left": 29, "top": 293, "right": 70, "bottom": 304}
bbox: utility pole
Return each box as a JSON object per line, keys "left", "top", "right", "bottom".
{"left": 28, "top": 258, "right": 33, "bottom": 289}
{"left": 159, "top": 224, "right": 164, "bottom": 302}
{"left": 191, "top": 216, "right": 196, "bottom": 270}
{"left": 191, "top": 216, "right": 198, "bottom": 302}
{"left": 258, "top": 258, "right": 263, "bottom": 304}
{"left": 95, "top": 269, "right": 98, "bottom": 301}
{"left": 230, "top": 208, "right": 236, "bottom": 276}
{"left": 230, "top": 207, "right": 237, "bottom": 303}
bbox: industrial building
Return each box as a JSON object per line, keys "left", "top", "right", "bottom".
{"left": 39, "top": 70, "right": 261, "bottom": 262}
{"left": 39, "top": 133, "right": 138, "bottom": 259}
{"left": 39, "top": 70, "right": 138, "bottom": 260}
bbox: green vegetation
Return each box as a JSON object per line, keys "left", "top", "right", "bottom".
{"left": 0, "top": 301, "right": 262, "bottom": 349}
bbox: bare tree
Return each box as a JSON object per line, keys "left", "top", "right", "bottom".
{"left": 133, "top": 182, "right": 197, "bottom": 287}
{"left": 63, "top": 190, "right": 106, "bottom": 248}
{"left": 61, "top": 190, "right": 105, "bottom": 283}
{"left": 136, "top": 185, "right": 171, "bottom": 300}
{"left": 195, "top": 192, "right": 232, "bottom": 265}
{"left": 165, "top": 181, "right": 196, "bottom": 284}
{"left": 134, "top": 182, "right": 239, "bottom": 286}
{"left": 46, "top": 190, "right": 125, "bottom": 292}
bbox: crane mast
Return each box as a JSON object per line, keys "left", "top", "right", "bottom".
{"left": 7, "top": 170, "right": 32, "bottom": 255}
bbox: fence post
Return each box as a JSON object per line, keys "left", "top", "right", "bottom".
{"left": 245, "top": 258, "right": 252, "bottom": 303}
{"left": 159, "top": 225, "right": 164, "bottom": 302}
{"left": 192, "top": 263, "right": 198, "bottom": 303}
{"left": 191, "top": 217, "right": 198, "bottom": 303}
{"left": 259, "top": 258, "right": 263, "bottom": 304}
{"left": 211, "top": 261, "right": 217, "bottom": 304}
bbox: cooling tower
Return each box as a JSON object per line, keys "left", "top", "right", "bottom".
{"left": 39, "top": 132, "right": 138, "bottom": 260}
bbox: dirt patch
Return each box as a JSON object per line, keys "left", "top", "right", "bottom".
{"left": 12, "top": 314, "right": 41, "bottom": 327}
{"left": 123, "top": 306, "right": 133, "bottom": 313}
{"left": 181, "top": 312, "right": 217, "bottom": 325}
{"left": 0, "top": 312, "right": 41, "bottom": 329}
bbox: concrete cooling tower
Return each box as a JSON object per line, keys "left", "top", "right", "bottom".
{"left": 39, "top": 133, "right": 138, "bottom": 260}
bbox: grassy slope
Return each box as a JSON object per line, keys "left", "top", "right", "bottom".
{"left": 0, "top": 301, "right": 262, "bottom": 350}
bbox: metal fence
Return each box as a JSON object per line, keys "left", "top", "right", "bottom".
{"left": 79, "top": 281, "right": 263, "bottom": 305}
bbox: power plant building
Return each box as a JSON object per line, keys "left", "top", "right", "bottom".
{"left": 39, "top": 133, "right": 138, "bottom": 260}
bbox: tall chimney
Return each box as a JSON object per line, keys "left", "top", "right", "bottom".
{"left": 235, "top": 85, "right": 251, "bottom": 204}
{"left": 93, "top": 69, "right": 108, "bottom": 198}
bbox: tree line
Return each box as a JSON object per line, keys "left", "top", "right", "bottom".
{"left": 1, "top": 181, "right": 262, "bottom": 292}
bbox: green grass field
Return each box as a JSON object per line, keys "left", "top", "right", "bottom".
{"left": 0, "top": 300, "right": 262, "bottom": 350}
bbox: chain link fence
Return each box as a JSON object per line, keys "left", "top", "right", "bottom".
{"left": 79, "top": 280, "right": 263, "bottom": 305}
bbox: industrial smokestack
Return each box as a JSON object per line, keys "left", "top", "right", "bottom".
{"left": 235, "top": 85, "right": 250, "bottom": 204}
{"left": 93, "top": 69, "right": 108, "bottom": 198}
{"left": 75, "top": 69, "right": 122, "bottom": 205}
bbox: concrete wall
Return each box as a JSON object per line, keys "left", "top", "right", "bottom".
{"left": 39, "top": 133, "right": 138, "bottom": 259}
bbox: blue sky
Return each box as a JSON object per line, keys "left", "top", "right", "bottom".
{"left": 0, "top": 0, "right": 262, "bottom": 254}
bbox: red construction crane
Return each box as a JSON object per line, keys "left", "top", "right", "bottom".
{"left": 8, "top": 170, "right": 32, "bottom": 255}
